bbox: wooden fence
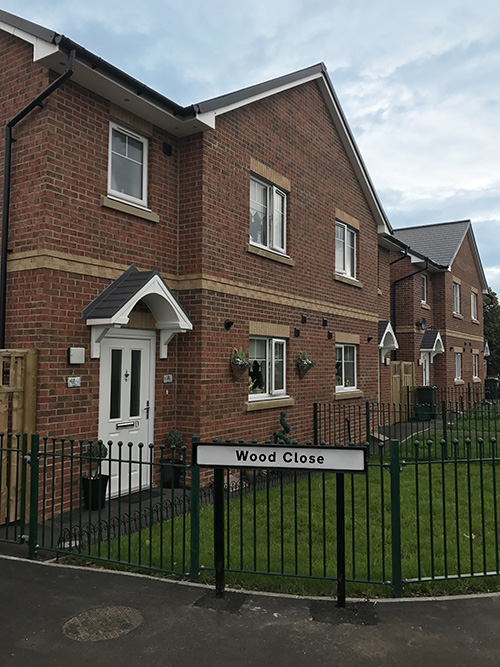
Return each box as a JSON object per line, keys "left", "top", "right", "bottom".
{"left": 0, "top": 349, "right": 37, "bottom": 524}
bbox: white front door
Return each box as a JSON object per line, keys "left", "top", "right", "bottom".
{"left": 99, "top": 330, "right": 155, "bottom": 497}
{"left": 422, "top": 353, "right": 430, "bottom": 386}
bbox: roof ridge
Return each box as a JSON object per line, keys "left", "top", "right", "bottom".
{"left": 396, "top": 220, "right": 470, "bottom": 232}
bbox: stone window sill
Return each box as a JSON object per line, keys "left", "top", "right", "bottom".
{"left": 101, "top": 195, "right": 160, "bottom": 222}
{"left": 334, "top": 274, "right": 363, "bottom": 289}
{"left": 453, "top": 312, "right": 463, "bottom": 320}
{"left": 245, "top": 397, "right": 295, "bottom": 412}
{"left": 454, "top": 379, "right": 465, "bottom": 385}
{"left": 334, "top": 389, "right": 364, "bottom": 400}
{"left": 246, "top": 243, "right": 295, "bottom": 266}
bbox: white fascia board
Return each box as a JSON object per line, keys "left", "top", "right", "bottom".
{"left": 0, "top": 20, "right": 60, "bottom": 59}
{"left": 7, "top": 30, "right": 211, "bottom": 137}
{"left": 112, "top": 275, "right": 193, "bottom": 330}
{"left": 195, "top": 72, "right": 323, "bottom": 123}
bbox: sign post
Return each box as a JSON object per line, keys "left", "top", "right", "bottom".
{"left": 193, "top": 441, "right": 367, "bottom": 606}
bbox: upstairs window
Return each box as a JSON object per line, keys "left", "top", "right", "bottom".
{"left": 249, "top": 177, "right": 287, "bottom": 254}
{"left": 335, "top": 344, "right": 356, "bottom": 391}
{"left": 108, "top": 122, "right": 148, "bottom": 208}
{"left": 453, "top": 282, "right": 461, "bottom": 315}
{"left": 471, "top": 291, "right": 478, "bottom": 321}
{"left": 249, "top": 337, "right": 286, "bottom": 399}
{"left": 335, "top": 221, "right": 356, "bottom": 279}
{"left": 421, "top": 275, "right": 427, "bottom": 304}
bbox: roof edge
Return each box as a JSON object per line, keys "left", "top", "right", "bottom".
{"left": 194, "top": 63, "right": 326, "bottom": 113}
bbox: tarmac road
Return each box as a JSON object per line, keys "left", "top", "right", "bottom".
{"left": 1, "top": 553, "right": 500, "bottom": 666}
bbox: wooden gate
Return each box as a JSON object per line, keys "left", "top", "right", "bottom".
{"left": 391, "top": 361, "right": 415, "bottom": 415}
{"left": 0, "top": 349, "right": 37, "bottom": 525}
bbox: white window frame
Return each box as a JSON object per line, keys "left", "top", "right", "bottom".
{"left": 454, "top": 352, "right": 462, "bottom": 380}
{"left": 471, "top": 291, "right": 478, "bottom": 321}
{"left": 421, "top": 275, "right": 427, "bottom": 304}
{"left": 108, "top": 121, "right": 148, "bottom": 208}
{"left": 335, "top": 221, "right": 356, "bottom": 279}
{"left": 472, "top": 353, "right": 479, "bottom": 379}
{"left": 453, "top": 282, "right": 461, "bottom": 315}
{"left": 335, "top": 343, "right": 357, "bottom": 391}
{"left": 248, "top": 337, "right": 287, "bottom": 400}
{"left": 249, "top": 176, "right": 287, "bottom": 254}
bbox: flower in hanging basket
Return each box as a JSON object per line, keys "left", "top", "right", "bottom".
{"left": 297, "top": 350, "right": 316, "bottom": 378}
{"left": 230, "top": 346, "right": 250, "bottom": 379}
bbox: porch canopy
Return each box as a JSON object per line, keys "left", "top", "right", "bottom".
{"left": 83, "top": 266, "right": 193, "bottom": 358}
{"left": 378, "top": 320, "right": 398, "bottom": 362}
{"left": 419, "top": 329, "right": 444, "bottom": 362}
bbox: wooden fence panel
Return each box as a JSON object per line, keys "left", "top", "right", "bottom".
{"left": 0, "top": 349, "right": 37, "bottom": 525}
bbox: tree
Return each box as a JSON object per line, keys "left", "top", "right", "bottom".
{"left": 483, "top": 287, "right": 500, "bottom": 376}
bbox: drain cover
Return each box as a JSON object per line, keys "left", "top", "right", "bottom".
{"left": 63, "top": 606, "right": 143, "bottom": 642}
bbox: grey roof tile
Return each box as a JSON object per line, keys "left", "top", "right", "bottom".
{"left": 393, "top": 220, "right": 470, "bottom": 267}
{"left": 82, "top": 266, "right": 159, "bottom": 320}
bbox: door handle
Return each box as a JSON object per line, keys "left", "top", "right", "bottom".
{"left": 145, "top": 400, "right": 150, "bottom": 419}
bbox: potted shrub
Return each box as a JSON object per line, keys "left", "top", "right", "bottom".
{"left": 162, "top": 429, "right": 184, "bottom": 488}
{"left": 81, "top": 441, "right": 109, "bottom": 510}
{"left": 230, "top": 346, "right": 250, "bottom": 380}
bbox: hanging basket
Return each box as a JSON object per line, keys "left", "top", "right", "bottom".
{"left": 231, "top": 362, "right": 249, "bottom": 381}
{"left": 297, "top": 361, "right": 315, "bottom": 379}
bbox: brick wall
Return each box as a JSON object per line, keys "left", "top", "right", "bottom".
{"left": 2, "top": 33, "right": 394, "bottom": 501}
{"left": 389, "top": 231, "right": 485, "bottom": 392}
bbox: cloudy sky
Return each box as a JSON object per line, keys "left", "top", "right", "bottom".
{"left": 2, "top": 1, "right": 500, "bottom": 292}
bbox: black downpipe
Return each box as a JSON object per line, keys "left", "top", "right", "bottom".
{"left": 391, "top": 261, "right": 428, "bottom": 360}
{"left": 0, "top": 50, "right": 75, "bottom": 348}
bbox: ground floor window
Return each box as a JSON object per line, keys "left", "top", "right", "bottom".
{"left": 335, "top": 344, "right": 356, "bottom": 391}
{"left": 472, "top": 353, "right": 479, "bottom": 379}
{"left": 249, "top": 337, "right": 286, "bottom": 399}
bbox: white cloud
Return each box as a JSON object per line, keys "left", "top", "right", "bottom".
{"left": 2, "top": 0, "right": 499, "bottom": 282}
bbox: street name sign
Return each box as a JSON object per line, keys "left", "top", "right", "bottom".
{"left": 193, "top": 442, "right": 367, "bottom": 474}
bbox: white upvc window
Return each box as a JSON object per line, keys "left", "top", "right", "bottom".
{"left": 454, "top": 352, "right": 462, "bottom": 380}
{"left": 453, "top": 282, "right": 461, "bottom": 314}
{"left": 472, "top": 353, "right": 479, "bottom": 379}
{"left": 421, "top": 275, "right": 427, "bottom": 304}
{"left": 108, "top": 122, "right": 148, "bottom": 208}
{"left": 249, "top": 177, "right": 287, "bottom": 254}
{"left": 471, "top": 291, "right": 478, "bottom": 321}
{"left": 249, "top": 337, "right": 286, "bottom": 399}
{"left": 335, "top": 221, "right": 356, "bottom": 279}
{"left": 335, "top": 344, "right": 357, "bottom": 391}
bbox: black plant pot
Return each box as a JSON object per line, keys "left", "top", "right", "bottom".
{"left": 82, "top": 474, "right": 110, "bottom": 510}
{"left": 161, "top": 461, "right": 183, "bottom": 489}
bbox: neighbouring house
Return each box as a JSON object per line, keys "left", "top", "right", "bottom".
{"left": 388, "top": 220, "right": 488, "bottom": 404}
{"left": 1, "top": 10, "right": 486, "bottom": 509}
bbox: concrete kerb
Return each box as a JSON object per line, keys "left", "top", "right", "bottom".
{"left": 2, "top": 551, "right": 500, "bottom": 607}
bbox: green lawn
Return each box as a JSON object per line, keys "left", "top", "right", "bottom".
{"left": 87, "top": 455, "right": 500, "bottom": 598}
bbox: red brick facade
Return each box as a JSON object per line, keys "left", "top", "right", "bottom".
{"left": 390, "top": 231, "right": 485, "bottom": 395}
{"left": 0, "top": 29, "right": 397, "bottom": 462}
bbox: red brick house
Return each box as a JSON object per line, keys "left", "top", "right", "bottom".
{"left": 389, "top": 220, "right": 488, "bottom": 403}
{"left": 0, "top": 10, "right": 422, "bottom": 498}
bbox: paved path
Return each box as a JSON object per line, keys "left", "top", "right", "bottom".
{"left": 1, "top": 553, "right": 500, "bottom": 666}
